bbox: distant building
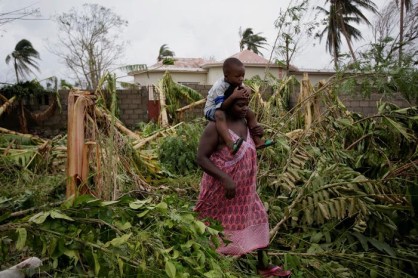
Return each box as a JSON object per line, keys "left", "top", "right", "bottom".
{"left": 128, "top": 49, "right": 335, "bottom": 86}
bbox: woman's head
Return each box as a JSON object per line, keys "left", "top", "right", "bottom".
{"left": 224, "top": 84, "right": 249, "bottom": 119}
{"left": 223, "top": 58, "right": 245, "bottom": 86}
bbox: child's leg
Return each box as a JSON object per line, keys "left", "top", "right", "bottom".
{"left": 215, "top": 109, "right": 243, "bottom": 154}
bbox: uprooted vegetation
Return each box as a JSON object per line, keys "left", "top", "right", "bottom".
{"left": 0, "top": 73, "right": 417, "bottom": 277}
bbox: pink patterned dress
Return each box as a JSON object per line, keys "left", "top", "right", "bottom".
{"left": 195, "top": 129, "right": 269, "bottom": 255}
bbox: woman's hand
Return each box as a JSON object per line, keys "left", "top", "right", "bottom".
{"left": 250, "top": 124, "right": 264, "bottom": 137}
{"left": 223, "top": 176, "right": 236, "bottom": 199}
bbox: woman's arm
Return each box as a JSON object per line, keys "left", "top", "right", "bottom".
{"left": 196, "top": 122, "right": 236, "bottom": 199}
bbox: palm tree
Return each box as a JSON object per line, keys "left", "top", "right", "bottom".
{"left": 3, "top": 39, "right": 47, "bottom": 133}
{"left": 317, "top": 0, "right": 377, "bottom": 67}
{"left": 239, "top": 27, "right": 268, "bottom": 56}
{"left": 157, "top": 44, "right": 175, "bottom": 62}
{"left": 5, "top": 39, "right": 40, "bottom": 83}
{"left": 397, "top": 0, "right": 412, "bottom": 64}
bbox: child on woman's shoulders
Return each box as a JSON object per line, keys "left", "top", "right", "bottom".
{"left": 203, "top": 57, "right": 274, "bottom": 154}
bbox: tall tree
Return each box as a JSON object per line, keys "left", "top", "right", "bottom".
{"left": 53, "top": 4, "right": 128, "bottom": 90}
{"left": 273, "top": 0, "right": 318, "bottom": 70}
{"left": 371, "top": 1, "right": 418, "bottom": 67}
{"left": 157, "top": 44, "right": 175, "bottom": 62}
{"left": 3, "top": 41, "right": 59, "bottom": 133}
{"left": 317, "top": 0, "right": 377, "bottom": 68}
{"left": 5, "top": 39, "right": 40, "bottom": 83}
{"left": 5, "top": 39, "right": 41, "bottom": 133}
{"left": 397, "top": 0, "right": 412, "bottom": 64}
{"left": 239, "top": 27, "right": 268, "bottom": 56}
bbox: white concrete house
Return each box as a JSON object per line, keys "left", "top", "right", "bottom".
{"left": 129, "top": 50, "right": 335, "bottom": 86}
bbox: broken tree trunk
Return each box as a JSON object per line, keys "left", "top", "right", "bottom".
{"left": 155, "top": 80, "right": 169, "bottom": 127}
{"left": 298, "top": 73, "right": 321, "bottom": 129}
{"left": 66, "top": 91, "right": 95, "bottom": 199}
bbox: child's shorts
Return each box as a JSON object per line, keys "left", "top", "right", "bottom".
{"left": 205, "top": 107, "right": 217, "bottom": 121}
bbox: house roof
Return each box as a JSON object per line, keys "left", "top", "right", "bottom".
{"left": 231, "top": 49, "right": 272, "bottom": 64}
{"left": 289, "top": 68, "right": 335, "bottom": 74}
{"left": 148, "top": 58, "right": 208, "bottom": 73}
{"left": 129, "top": 50, "right": 302, "bottom": 75}
{"left": 201, "top": 49, "right": 293, "bottom": 69}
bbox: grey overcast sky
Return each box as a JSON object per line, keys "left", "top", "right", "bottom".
{"left": 0, "top": 0, "right": 387, "bottom": 83}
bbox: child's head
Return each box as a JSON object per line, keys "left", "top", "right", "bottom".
{"left": 223, "top": 58, "right": 245, "bottom": 86}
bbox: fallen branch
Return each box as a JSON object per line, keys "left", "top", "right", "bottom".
{"left": 269, "top": 188, "right": 304, "bottom": 239}
{"left": 95, "top": 106, "right": 142, "bottom": 142}
{"left": 176, "top": 98, "right": 206, "bottom": 113}
{"left": 176, "top": 98, "right": 206, "bottom": 121}
{"left": 0, "top": 96, "right": 16, "bottom": 117}
{"left": 133, "top": 122, "right": 183, "bottom": 149}
{"left": 9, "top": 201, "right": 64, "bottom": 218}
{"left": 0, "top": 126, "right": 46, "bottom": 144}
{"left": 36, "top": 227, "right": 141, "bottom": 267}
{"left": 269, "top": 168, "right": 316, "bottom": 239}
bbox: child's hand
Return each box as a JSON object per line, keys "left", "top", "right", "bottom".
{"left": 232, "top": 87, "right": 248, "bottom": 99}
{"left": 242, "top": 86, "right": 251, "bottom": 98}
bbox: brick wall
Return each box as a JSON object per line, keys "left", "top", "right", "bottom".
{"left": 117, "top": 87, "right": 149, "bottom": 128}
{"left": 288, "top": 88, "right": 411, "bottom": 116}
{"left": 0, "top": 86, "right": 413, "bottom": 136}
{"left": 339, "top": 93, "right": 410, "bottom": 115}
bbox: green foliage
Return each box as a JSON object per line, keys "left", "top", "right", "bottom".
{"left": 136, "top": 121, "right": 162, "bottom": 136}
{"left": 2, "top": 66, "right": 418, "bottom": 277}
{"left": 239, "top": 27, "right": 268, "bottom": 55}
{"left": 0, "top": 135, "right": 65, "bottom": 212}
{"left": 0, "top": 195, "right": 237, "bottom": 277}
{"left": 59, "top": 79, "right": 74, "bottom": 90}
{"left": 158, "top": 44, "right": 175, "bottom": 62}
{"left": 163, "top": 57, "right": 175, "bottom": 65}
{"left": 5, "top": 39, "right": 40, "bottom": 82}
{"left": 333, "top": 35, "right": 418, "bottom": 103}
{"left": 157, "top": 71, "right": 203, "bottom": 123}
{"left": 158, "top": 122, "right": 203, "bottom": 176}
{"left": 260, "top": 103, "right": 418, "bottom": 277}
{"left": 0, "top": 80, "right": 53, "bottom": 98}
